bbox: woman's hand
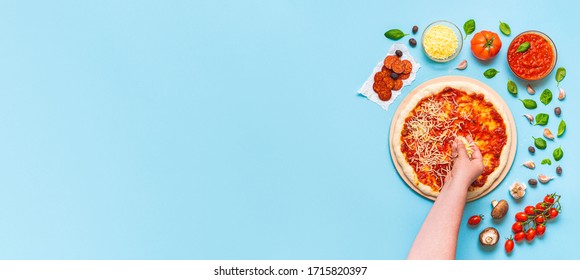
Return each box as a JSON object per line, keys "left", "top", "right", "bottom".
{"left": 445, "top": 136, "right": 484, "bottom": 187}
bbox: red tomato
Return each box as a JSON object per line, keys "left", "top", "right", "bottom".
{"left": 524, "top": 206, "right": 536, "bottom": 216}
{"left": 526, "top": 228, "right": 536, "bottom": 241}
{"left": 536, "top": 225, "right": 546, "bottom": 236}
{"left": 512, "top": 222, "right": 523, "bottom": 233}
{"left": 544, "top": 195, "right": 555, "bottom": 204}
{"left": 467, "top": 215, "right": 483, "bottom": 226}
{"left": 535, "top": 215, "right": 546, "bottom": 224}
{"left": 536, "top": 203, "right": 546, "bottom": 212}
{"left": 549, "top": 208, "right": 559, "bottom": 219}
{"left": 505, "top": 238, "right": 514, "bottom": 253}
{"left": 470, "top": 30, "right": 502, "bottom": 60}
{"left": 514, "top": 231, "right": 526, "bottom": 242}
{"left": 515, "top": 212, "right": 528, "bottom": 222}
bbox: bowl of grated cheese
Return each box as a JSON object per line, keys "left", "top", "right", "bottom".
{"left": 422, "top": 20, "right": 463, "bottom": 62}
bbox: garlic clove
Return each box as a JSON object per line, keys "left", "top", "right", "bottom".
{"left": 522, "top": 160, "right": 535, "bottom": 169}
{"left": 544, "top": 128, "right": 555, "bottom": 140}
{"left": 523, "top": 114, "right": 533, "bottom": 124}
{"left": 509, "top": 182, "right": 526, "bottom": 199}
{"left": 558, "top": 87, "right": 566, "bottom": 100}
{"left": 538, "top": 174, "right": 554, "bottom": 184}
{"left": 456, "top": 60, "right": 467, "bottom": 70}
{"left": 527, "top": 84, "right": 535, "bottom": 95}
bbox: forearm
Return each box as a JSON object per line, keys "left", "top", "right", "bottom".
{"left": 407, "top": 179, "right": 469, "bottom": 260}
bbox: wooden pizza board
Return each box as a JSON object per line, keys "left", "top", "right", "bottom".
{"left": 389, "top": 76, "right": 517, "bottom": 202}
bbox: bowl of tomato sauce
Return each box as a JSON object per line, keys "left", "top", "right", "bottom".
{"left": 507, "top": 31, "right": 557, "bottom": 81}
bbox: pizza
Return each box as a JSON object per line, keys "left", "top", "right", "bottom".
{"left": 392, "top": 81, "right": 511, "bottom": 200}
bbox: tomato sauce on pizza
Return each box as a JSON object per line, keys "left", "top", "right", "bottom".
{"left": 399, "top": 86, "right": 508, "bottom": 191}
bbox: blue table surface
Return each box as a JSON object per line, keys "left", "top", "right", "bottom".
{"left": 0, "top": 0, "right": 578, "bottom": 260}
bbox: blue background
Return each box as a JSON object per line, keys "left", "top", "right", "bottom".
{"left": 0, "top": 0, "right": 578, "bottom": 259}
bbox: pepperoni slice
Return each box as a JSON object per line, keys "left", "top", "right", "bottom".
{"left": 392, "top": 60, "right": 405, "bottom": 74}
{"left": 382, "top": 67, "right": 392, "bottom": 76}
{"left": 402, "top": 60, "right": 413, "bottom": 74}
{"left": 378, "top": 89, "right": 392, "bottom": 101}
{"left": 399, "top": 73, "right": 410, "bottom": 80}
{"left": 374, "top": 72, "right": 384, "bottom": 83}
{"left": 393, "top": 79, "right": 403, "bottom": 90}
{"left": 373, "top": 80, "right": 386, "bottom": 93}
{"left": 383, "top": 76, "right": 395, "bottom": 89}
{"left": 384, "top": 56, "right": 398, "bottom": 69}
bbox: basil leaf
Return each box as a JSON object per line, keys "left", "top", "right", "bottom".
{"left": 384, "top": 29, "right": 409, "bottom": 40}
{"left": 484, "top": 68, "right": 499, "bottom": 79}
{"left": 507, "top": 80, "right": 518, "bottom": 96}
{"left": 556, "top": 67, "right": 566, "bottom": 85}
{"left": 558, "top": 120, "right": 566, "bottom": 137}
{"left": 533, "top": 136, "right": 547, "bottom": 150}
{"left": 519, "top": 99, "right": 537, "bottom": 109}
{"left": 517, "top": 42, "right": 530, "bottom": 53}
{"left": 499, "top": 21, "right": 511, "bottom": 36}
{"left": 535, "top": 113, "right": 549, "bottom": 126}
{"left": 463, "top": 19, "right": 476, "bottom": 38}
{"left": 540, "top": 89, "right": 553, "bottom": 105}
{"left": 553, "top": 146, "right": 563, "bottom": 161}
{"left": 541, "top": 158, "right": 552, "bottom": 165}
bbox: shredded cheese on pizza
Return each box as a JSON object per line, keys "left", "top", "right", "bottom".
{"left": 400, "top": 87, "right": 508, "bottom": 192}
{"left": 404, "top": 96, "right": 462, "bottom": 189}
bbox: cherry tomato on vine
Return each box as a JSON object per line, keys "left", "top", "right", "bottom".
{"left": 467, "top": 215, "right": 483, "bottom": 226}
{"left": 544, "top": 195, "right": 555, "bottom": 204}
{"left": 536, "top": 203, "right": 546, "bottom": 212}
{"left": 526, "top": 228, "right": 536, "bottom": 241}
{"left": 536, "top": 224, "right": 546, "bottom": 236}
{"left": 514, "top": 231, "right": 526, "bottom": 242}
{"left": 524, "top": 206, "right": 536, "bottom": 216}
{"left": 512, "top": 222, "right": 523, "bottom": 233}
{"left": 535, "top": 215, "right": 546, "bottom": 224}
{"left": 549, "top": 208, "right": 559, "bottom": 219}
{"left": 505, "top": 238, "right": 514, "bottom": 253}
{"left": 515, "top": 212, "right": 528, "bottom": 222}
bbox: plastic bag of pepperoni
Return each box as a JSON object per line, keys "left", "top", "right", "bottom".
{"left": 358, "top": 43, "right": 421, "bottom": 111}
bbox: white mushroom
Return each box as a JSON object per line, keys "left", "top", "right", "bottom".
{"left": 479, "top": 227, "right": 500, "bottom": 246}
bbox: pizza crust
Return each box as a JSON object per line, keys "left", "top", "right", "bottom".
{"left": 392, "top": 81, "right": 511, "bottom": 200}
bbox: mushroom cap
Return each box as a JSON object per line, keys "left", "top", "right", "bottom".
{"left": 479, "top": 227, "right": 500, "bottom": 246}
{"left": 491, "top": 199, "right": 509, "bottom": 219}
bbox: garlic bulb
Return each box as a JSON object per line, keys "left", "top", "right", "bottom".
{"left": 509, "top": 182, "right": 526, "bottom": 199}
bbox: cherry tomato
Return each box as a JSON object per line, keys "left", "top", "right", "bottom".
{"left": 549, "top": 208, "right": 559, "bottom": 219}
{"left": 505, "top": 238, "right": 514, "bottom": 253}
{"left": 535, "top": 215, "right": 546, "bottom": 224}
{"left": 470, "top": 30, "right": 502, "bottom": 60}
{"left": 524, "top": 206, "right": 536, "bottom": 216}
{"left": 515, "top": 212, "right": 528, "bottom": 222}
{"left": 512, "top": 222, "right": 523, "bottom": 233}
{"left": 526, "top": 228, "right": 536, "bottom": 241}
{"left": 467, "top": 215, "right": 483, "bottom": 226}
{"left": 536, "top": 225, "right": 546, "bottom": 236}
{"left": 514, "top": 231, "right": 526, "bottom": 242}
{"left": 536, "top": 203, "right": 546, "bottom": 212}
{"left": 544, "top": 195, "right": 555, "bottom": 204}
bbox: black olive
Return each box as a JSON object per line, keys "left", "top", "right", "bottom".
{"left": 528, "top": 146, "right": 535, "bottom": 154}
{"left": 555, "top": 107, "right": 561, "bottom": 116}
{"left": 395, "top": 50, "right": 403, "bottom": 57}
{"left": 390, "top": 72, "right": 399, "bottom": 79}
{"left": 412, "top": 25, "right": 418, "bottom": 34}
{"left": 528, "top": 179, "right": 538, "bottom": 186}
{"left": 409, "top": 38, "right": 417, "bottom": 47}
{"left": 556, "top": 166, "right": 562, "bottom": 175}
